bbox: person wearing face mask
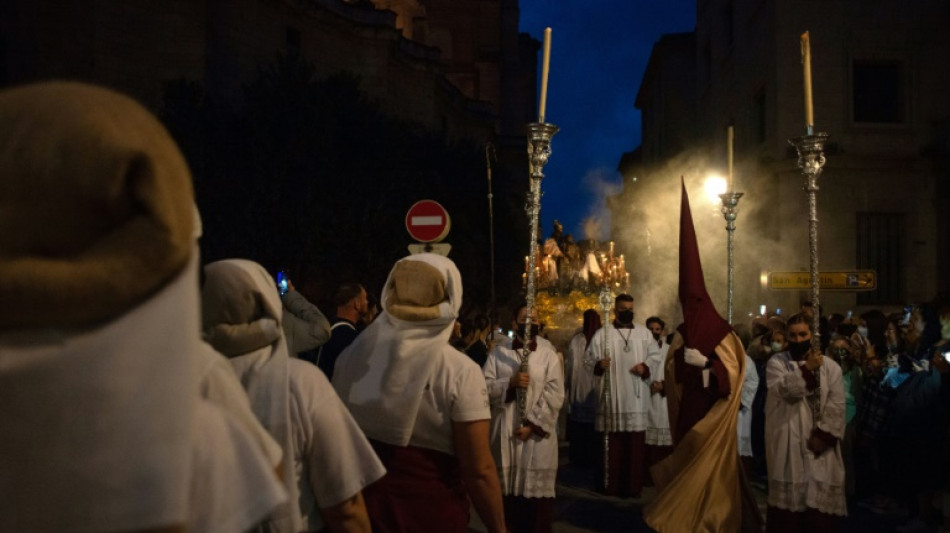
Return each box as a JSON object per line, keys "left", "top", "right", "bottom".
{"left": 876, "top": 302, "right": 950, "bottom": 531}
{"left": 828, "top": 337, "right": 864, "bottom": 503}
{"left": 882, "top": 316, "right": 905, "bottom": 369}
{"left": 765, "top": 313, "right": 847, "bottom": 531}
{"left": 770, "top": 331, "right": 788, "bottom": 356}
{"left": 484, "top": 301, "right": 564, "bottom": 532}
{"left": 645, "top": 316, "right": 674, "bottom": 472}
{"left": 853, "top": 319, "right": 897, "bottom": 513}
{"left": 745, "top": 328, "right": 787, "bottom": 481}
{"left": 584, "top": 293, "right": 661, "bottom": 498}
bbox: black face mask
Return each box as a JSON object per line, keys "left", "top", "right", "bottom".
{"left": 516, "top": 324, "right": 540, "bottom": 339}
{"left": 652, "top": 332, "right": 662, "bottom": 341}
{"left": 617, "top": 310, "right": 634, "bottom": 324}
{"left": 787, "top": 339, "right": 811, "bottom": 359}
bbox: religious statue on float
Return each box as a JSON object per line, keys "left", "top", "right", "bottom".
{"left": 524, "top": 220, "right": 629, "bottom": 294}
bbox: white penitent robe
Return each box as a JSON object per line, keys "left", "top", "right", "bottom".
{"left": 585, "top": 324, "right": 661, "bottom": 432}
{"left": 567, "top": 332, "right": 597, "bottom": 424}
{"left": 484, "top": 342, "right": 564, "bottom": 498}
{"left": 737, "top": 354, "right": 759, "bottom": 457}
{"left": 646, "top": 340, "right": 672, "bottom": 446}
{"left": 765, "top": 352, "right": 847, "bottom": 516}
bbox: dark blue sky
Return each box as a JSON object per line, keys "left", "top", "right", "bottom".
{"left": 518, "top": 0, "right": 696, "bottom": 240}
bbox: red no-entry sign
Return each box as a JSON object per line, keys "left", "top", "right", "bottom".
{"left": 405, "top": 200, "right": 451, "bottom": 243}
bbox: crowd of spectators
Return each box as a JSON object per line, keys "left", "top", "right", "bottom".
{"left": 741, "top": 299, "right": 950, "bottom": 532}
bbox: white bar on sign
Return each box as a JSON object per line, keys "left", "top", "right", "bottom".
{"left": 412, "top": 216, "right": 443, "bottom": 226}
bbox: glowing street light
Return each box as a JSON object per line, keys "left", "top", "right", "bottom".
{"left": 704, "top": 174, "right": 727, "bottom": 205}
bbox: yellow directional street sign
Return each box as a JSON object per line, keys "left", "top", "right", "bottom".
{"left": 767, "top": 271, "right": 877, "bottom": 291}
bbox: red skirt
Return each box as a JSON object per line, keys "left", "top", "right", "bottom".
{"left": 364, "top": 439, "right": 471, "bottom": 533}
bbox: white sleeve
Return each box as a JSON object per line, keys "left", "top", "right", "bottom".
{"left": 452, "top": 362, "right": 491, "bottom": 422}
{"left": 584, "top": 329, "right": 604, "bottom": 370}
{"left": 483, "top": 348, "right": 510, "bottom": 407}
{"left": 817, "top": 364, "right": 846, "bottom": 439}
{"left": 527, "top": 350, "right": 565, "bottom": 433}
{"left": 293, "top": 362, "right": 386, "bottom": 509}
{"left": 766, "top": 355, "right": 808, "bottom": 402}
{"left": 189, "top": 401, "right": 287, "bottom": 533}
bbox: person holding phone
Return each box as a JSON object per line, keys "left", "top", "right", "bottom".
{"left": 276, "top": 270, "right": 332, "bottom": 356}
{"left": 203, "top": 260, "right": 385, "bottom": 533}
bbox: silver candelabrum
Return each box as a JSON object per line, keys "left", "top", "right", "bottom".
{"left": 718, "top": 191, "right": 744, "bottom": 325}
{"left": 789, "top": 131, "right": 830, "bottom": 422}
{"left": 520, "top": 122, "right": 559, "bottom": 422}
{"left": 598, "top": 287, "right": 614, "bottom": 490}
{"left": 789, "top": 132, "right": 829, "bottom": 348}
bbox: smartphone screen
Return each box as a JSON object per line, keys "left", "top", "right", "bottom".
{"left": 276, "top": 270, "right": 289, "bottom": 296}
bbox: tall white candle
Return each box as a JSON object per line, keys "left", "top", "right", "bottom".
{"left": 801, "top": 31, "right": 814, "bottom": 134}
{"left": 727, "top": 125, "right": 734, "bottom": 190}
{"left": 538, "top": 27, "right": 552, "bottom": 123}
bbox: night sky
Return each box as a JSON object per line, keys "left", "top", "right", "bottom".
{"left": 518, "top": 0, "right": 696, "bottom": 241}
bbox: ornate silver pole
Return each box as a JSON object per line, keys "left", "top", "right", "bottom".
{"left": 598, "top": 287, "right": 613, "bottom": 489}
{"left": 520, "top": 122, "right": 559, "bottom": 421}
{"left": 718, "top": 191, "right": 744, "bottom": 324}
{"left": 789, "top": 131, "right": 829, "bottom": 420}
{"left": 485, "top": 142, "right": 497, "bottom": 311}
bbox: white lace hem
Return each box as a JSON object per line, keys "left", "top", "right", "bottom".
{"left": 767, "top": 479, "right": 847, "bottom": 516}
{"left": 645, "top": 427, "right": 672, "bottom": 446}
{"left": 595, "top": 411, "right": 648, "bottom": 432}
{"left": 498, "top": 467, "right": 557, "bottom": 498}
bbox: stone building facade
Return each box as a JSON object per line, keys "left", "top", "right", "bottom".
{"left": 615, "top": 0, "right": 949, "bottom": 319}
{"left": 0, "top": 0, "right": 537, "bottom": 143}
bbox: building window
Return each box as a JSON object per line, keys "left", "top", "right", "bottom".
{"left": 857, "top": 212, "right": 904, "bottom": 305}
{"left": 852, "top": 60, "right": 903, "bottom": 124}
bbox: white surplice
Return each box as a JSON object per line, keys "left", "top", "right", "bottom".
{"left": 567, "top": 331, "right": 598, "bottom": 424}
{"left": 585, "top": 324, "right": 661, "bottom": 432}
{"left": 484, "top": 342, "right": 564, "bottom": 497}
{"left": 765, "top": 352, "right": 847, "bottom": 516}
{"left": 646, "top": 340, "right": 672, "bottom": 446}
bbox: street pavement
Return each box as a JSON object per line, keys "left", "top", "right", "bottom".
{"left": 470, "top": 461, "right": 916, "bottom": 532}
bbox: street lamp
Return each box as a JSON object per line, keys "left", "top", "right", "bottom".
{"left": 704, "top": 175, "right": 727, "bottom": 206}
{"left": 705, "top": 174, "right": 743, "bottom": 324}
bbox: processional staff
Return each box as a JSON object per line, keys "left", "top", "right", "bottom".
{"left": 598, "top": 287, "right": 614, "bottom": 489}
{"left": 519, "top": 27, "right": 558, "bottom": 421}
{"left": 485, "top": 142, "right": 497, "bottom": 311}
{"left": 790, "top": 30, "right": 829, "bottom": 422}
